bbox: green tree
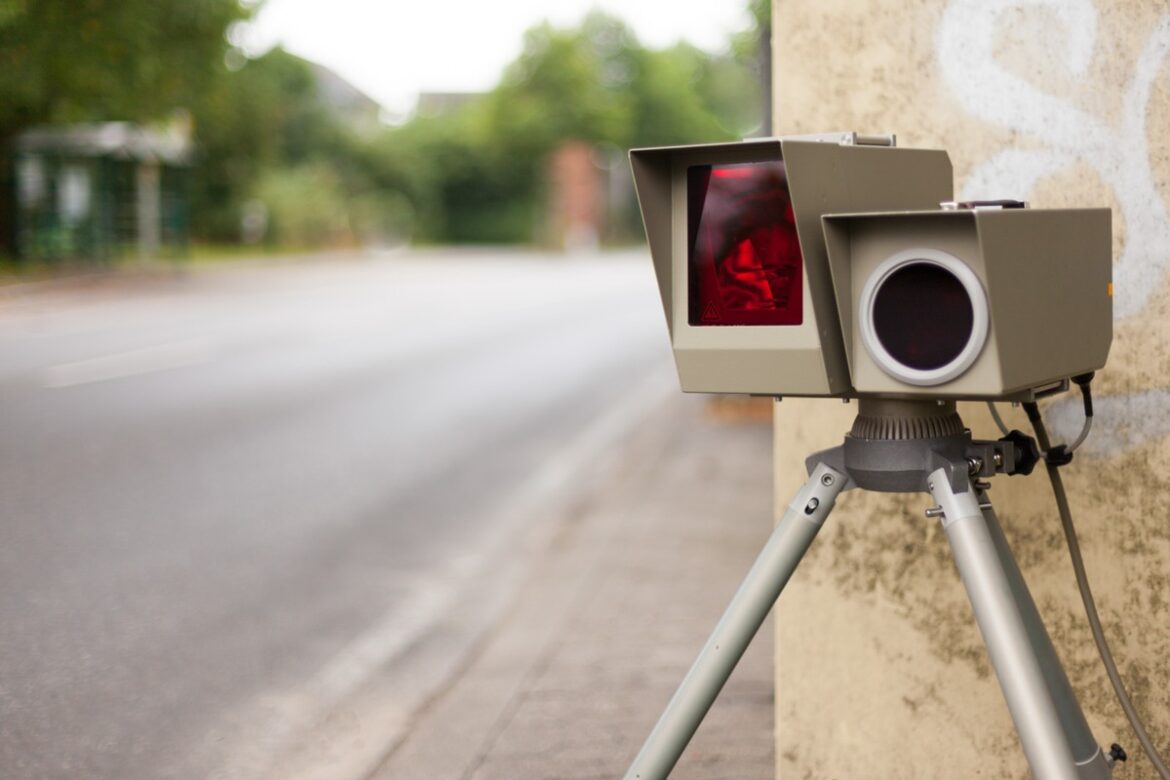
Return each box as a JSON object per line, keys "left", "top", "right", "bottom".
{"left": 192, "top": 47, "right": 415, "bottom": 246}
{"left": 0, "top": 0, "right": 246, "bottom": 129}
{"left": 0, "top": 0, "right": 250, "bottom": 253}
{"left": 731, "top": 0, "right": 773, "bottom": 134}
{"left": 485, "top": 14, "right": 636, "bottom": 158}
{"left": 378, "top": 10, "right": 760, "bottom": 245}
{"left": 625, "top": 43, "right": 743, "bottom": 147}
{"left": 0, "top": 1, "right": 771, "bottom": 253}
{"left": 189, "top": 47, "right": 349, "bottom": 241}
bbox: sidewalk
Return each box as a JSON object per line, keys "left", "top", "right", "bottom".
{"left": 372, "top": 394, "right": 776, "bottom": 780}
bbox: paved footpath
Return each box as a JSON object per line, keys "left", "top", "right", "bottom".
{"left": 372, "top": 394, "right": 776, "bottom": 780}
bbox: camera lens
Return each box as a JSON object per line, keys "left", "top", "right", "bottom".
{"left": 871, "top": 261, "right": 974, "bottom": 371}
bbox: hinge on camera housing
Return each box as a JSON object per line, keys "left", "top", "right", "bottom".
{"left": 941, "top": 199, "right": 1029, "bottom": 210}
{"left": 842, "top": 132, "right": 896, "bottom": 147}
{"left": 776, "top": 131, "right": 897, "bottom": 147}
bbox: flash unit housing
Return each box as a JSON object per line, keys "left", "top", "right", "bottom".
{"left": 630, "top": 134, "right": 953, "bottom": 397}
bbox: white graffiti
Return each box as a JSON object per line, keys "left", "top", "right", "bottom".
{"left": 1046, "top": 388, "right": 1170, "bottom": 455}
{"left": 938, "top": 0, "right": 1170, "bottom": 320}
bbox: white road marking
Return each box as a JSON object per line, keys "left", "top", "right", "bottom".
{"left": 42, "top": 338, "right": 215, "bottom": 388}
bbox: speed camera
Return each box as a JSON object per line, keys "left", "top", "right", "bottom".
{"left": 629, "top": 134, "right": 1112, "bottom": 400}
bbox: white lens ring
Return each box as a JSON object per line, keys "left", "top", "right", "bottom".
{"left": 858, "top": 248, "right": 989, "bottom": 387}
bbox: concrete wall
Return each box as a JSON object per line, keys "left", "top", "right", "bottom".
{"left": 771, "top": 2, "right": 1170, "bottom": 777}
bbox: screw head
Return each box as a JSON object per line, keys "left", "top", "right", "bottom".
{"left": 821, "top": 473, "right": 834, "bottom": 486}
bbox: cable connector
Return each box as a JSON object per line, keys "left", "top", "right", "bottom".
{"left": 1044, "top": 444, "right": 1074, "bottom": 468}
{"left": 1073, "top": 372, "right": 1095, "bottom": 419}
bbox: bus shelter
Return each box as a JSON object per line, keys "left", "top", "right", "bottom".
{"left": 14, "top": 123, "right": 191, "bottom": 264}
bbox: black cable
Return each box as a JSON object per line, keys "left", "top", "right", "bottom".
{"left": 1068, "top": 373, "right": 1095, "bottom": 454}
{"left": 1023, "top": 398, "right": 1170, "bottom": 779}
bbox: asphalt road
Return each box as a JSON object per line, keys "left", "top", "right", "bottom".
{"left": 0, "top": 250, "right": 673, "bottom": 779}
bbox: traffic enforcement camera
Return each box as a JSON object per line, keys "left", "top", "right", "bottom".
{"left": 629, "top": 133, "right": 1112, "bottom": 400}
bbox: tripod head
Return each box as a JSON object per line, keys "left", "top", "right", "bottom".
{"left": 807, "top": 398, "right": 1040, "bottom": 494}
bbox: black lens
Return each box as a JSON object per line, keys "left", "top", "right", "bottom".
{"left": 872, "top": 262, "right": 974, "bottom": 371}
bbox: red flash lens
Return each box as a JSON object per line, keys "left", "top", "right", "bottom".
{"left": 687, "top": 161, "right": 803, "bottom": 326}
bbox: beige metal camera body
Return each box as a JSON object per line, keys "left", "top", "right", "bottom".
{"left": 629, "top": 134, "right": 1113, "bottom": 401}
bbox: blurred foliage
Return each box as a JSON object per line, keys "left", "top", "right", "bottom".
{"left": 732, "top": 0, "right": 772, "bottom": 61}
{"left": 0, "top": 0, "right": 249, "bottom": 255}
{"left": 1, "top": 2, "right": 769, "bottom": 251}
{"left": 190, "top": 47, "right": 350, "bottom": 241}
{"left": 0, "top": 0, "right": 246, "bottom": 130}
{"left": 255, "top": 164, "right": 347, "bottom": 247}
{"left": 369, "top": 11, "right": 768, "bottom": 245}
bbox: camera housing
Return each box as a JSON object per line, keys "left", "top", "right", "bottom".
{"left": 630, "top": 134, "right": 1113, "bottom": 401}
{"left": 629, "top": 133, "right": 953, "bottom": 396}
{"left": 823, "top": 206, "right": 1112, "bottom": 399}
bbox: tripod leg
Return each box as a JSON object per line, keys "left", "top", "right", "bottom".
{"left": 928, "top": 471, "right": 1110, "bottom": 780}
{"left": 623, "top": 462, "right": 846, "bottom": 780}
{"left": 981, "top": 501, "right": 1112, "bottom": 778}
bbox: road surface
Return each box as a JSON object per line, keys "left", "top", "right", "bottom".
{"left": 0, "top": 250, "right": 673, "bottom": 779}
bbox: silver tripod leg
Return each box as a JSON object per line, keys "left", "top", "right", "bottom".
{"left": 928, "top": 470, "right": 1111, "bottom": 780}
{"left": 981, "top": 499, "right": 1112, "bottom": 778}
{"left": 623, "top": 462, "right": 846, "bottom": 780}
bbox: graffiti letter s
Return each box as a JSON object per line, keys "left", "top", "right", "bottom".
{"left": 938, "top": 0, "right": 1170, "bottom": 320}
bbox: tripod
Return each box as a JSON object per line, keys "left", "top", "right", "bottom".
{"left": 624, "top": 399, "right": 1118, "bottom": 780}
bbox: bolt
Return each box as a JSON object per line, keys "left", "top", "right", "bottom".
{"left": 925, "top": 506, "right": 945, "bottom": 519}
{"left": 967, "top": 456, "right": 983, "bottom": 476}
{"left": 821, "top": 473, "right": 834, "bottom": 486}
{"left": 993, "top": 451, "right": 1004, "bottom": 468}
{"left": 804, "top": 498, "right": 820, "bottom": 515}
